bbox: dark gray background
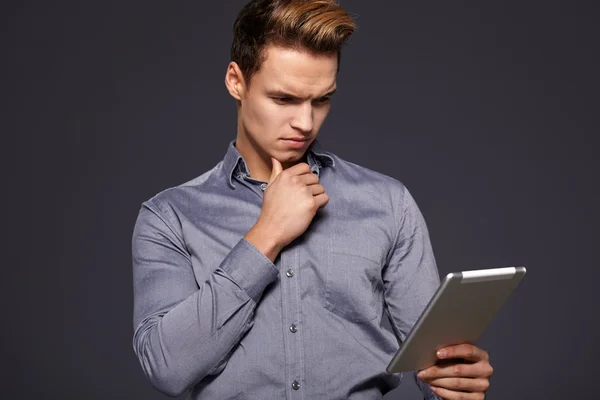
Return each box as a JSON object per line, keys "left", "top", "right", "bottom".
{"left": 6, "top": 1, "right": 599, "bottom": 399}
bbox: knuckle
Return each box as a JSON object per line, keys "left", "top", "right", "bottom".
{"left": 450, "top": 378, "right": 462, "bottom": 390}
{"left": 301, "top": 199, "right": 314, "bottom": 212}
{"left": 487, "top": 365, "right": 494, "bottom": 377}
{"left": 300, "top": 187, "right": 311, "bottom": 198}
{"left": 467, "top": 346, "right": 476, "bottom": 359}
{"left": 452, "top": 364, "right": 463, "bottom": 377}
{"left": 425, "top": 367, "right": 437, "bottom": 378}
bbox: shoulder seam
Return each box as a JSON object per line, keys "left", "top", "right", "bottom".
{"left": 391, "top": 183, "right": 408, "bottom": 252}
{"left": 143, "top": 198, "right": 189, "bottom": 255}
{"left": 178, "top": 161, "right": 222, "bottom": 188}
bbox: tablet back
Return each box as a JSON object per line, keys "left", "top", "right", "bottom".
{"left": 386, "top": 266, "right": 526, "bottom": 373}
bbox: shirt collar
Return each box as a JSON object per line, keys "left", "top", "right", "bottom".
{"left": 224, "top": 138, "right": 335, "bottom": 189}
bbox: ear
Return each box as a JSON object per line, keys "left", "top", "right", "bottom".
{"left": 225, "top": 62, "right": 246, "bottom": 101}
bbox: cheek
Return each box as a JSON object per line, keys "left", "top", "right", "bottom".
{"left": 245, "top": 99, "right": 288, "bottom": 132}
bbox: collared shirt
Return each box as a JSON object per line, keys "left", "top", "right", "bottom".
{"left": 132, "top": 139, "right": 441, "bottom": 399}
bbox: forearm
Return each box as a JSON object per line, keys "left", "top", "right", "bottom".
{"left": 134, "top": 262, "right": 260, "bottom": 396}
{"left": 132, "top": 204, "right": 280, "bottom": 396}
{"left": 384, "top": 185, "right": 442, "bottom": 399}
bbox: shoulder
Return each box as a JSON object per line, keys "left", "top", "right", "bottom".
{"left": 328, "top": 152, "right": 410, "bottom": 205}
{"left": 141, "top": 161, "right": 223, "bottom": 218}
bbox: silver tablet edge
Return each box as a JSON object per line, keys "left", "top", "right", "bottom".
{"left": 385, "top": 266, "right": 527, "bottom": 373}
{"left": 461, "top": 266, "right": 526, "bottom": 283}
{"left": 385, "top": 273, "right": 455, "bottom": 373}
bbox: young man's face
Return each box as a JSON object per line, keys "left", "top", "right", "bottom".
{"left": 226, "top": 45, "right": 338, "bottom": 178}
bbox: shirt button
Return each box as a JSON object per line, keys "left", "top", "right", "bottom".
{"left": 292, "top": 380, "right": 300, "bottom": 390}
{"left": 285, "top": 269, "right": 294, "bottom": 278}
{"left": 260, "top": 183, "right": 267, "bottom": 191}
{"left": 289, "top": 324, "right": 298, "bottom": 333}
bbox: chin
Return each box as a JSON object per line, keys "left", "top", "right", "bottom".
{"left": 285, "top": 152, "right": 310, "bottom": 166}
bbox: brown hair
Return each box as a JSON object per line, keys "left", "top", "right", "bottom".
{"left": 231, "top": 0, "right": 356, "bottom": 85}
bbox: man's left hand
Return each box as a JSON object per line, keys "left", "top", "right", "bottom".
{"left": 416, "top": 344, "right": 493, "bottom": 400}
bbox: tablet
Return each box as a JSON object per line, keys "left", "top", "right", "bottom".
{"left": 386, "top": 266, "right": 526, "bottom": 373}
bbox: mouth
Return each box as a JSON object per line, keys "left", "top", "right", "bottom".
{"left": 281, "top": 137, "right": 310, "bottom": 149}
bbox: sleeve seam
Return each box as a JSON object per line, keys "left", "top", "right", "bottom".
{"left": 385, "top": 183, "right": 408, "bottom": 268}
{"left": 144, "top": 198, "right": 190, "bottom": 257}
{"left": 384, "top": 184, "right": 409, "bottom": 339}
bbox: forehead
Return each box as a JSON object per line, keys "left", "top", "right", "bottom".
{"left": 252, "top": 45, "right": 337, "bottom": 95}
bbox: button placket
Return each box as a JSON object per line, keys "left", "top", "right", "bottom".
{"left": 281, "top": 246, "right": 304, "bottom": 398}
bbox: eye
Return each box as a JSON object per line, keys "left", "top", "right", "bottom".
{"left": 315, "top": 97, "right": 331, "bottom": 104}
{"left": 273, "top": 97, "right": 292, "bottom": 104}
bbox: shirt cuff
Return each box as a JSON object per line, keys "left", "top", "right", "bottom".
{"left": 220, "top": 238, "right": 280, "bottom": 302}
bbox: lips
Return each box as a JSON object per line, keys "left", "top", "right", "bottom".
{"left": 281, "top": 137, "right": 310, "bottom": 149}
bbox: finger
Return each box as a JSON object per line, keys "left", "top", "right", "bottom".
{"left": 417, "top": 361, "right": 483, "bottom": 381}
{"left": 297, "top": 172, "right": 320, "bottom": 186}
{"left": 286, "top": 162, "right": 312, "bottom": 175}
{"left": 314, "top": 192, "right": 330, "bottom": 208}
{"left": 309, "top": 184, "right": 325, "bottom": 196}
{"left": 268, "top": 158, "right": 284, "bottom": 186}
{"left": 437, "top": 344, "right": 488, "bottom": 363}
{"left": 429, "top": 385, "right": 486, "bottom": 400}
{"left": 428, "top": 377, "right": 490, "bottom": 393}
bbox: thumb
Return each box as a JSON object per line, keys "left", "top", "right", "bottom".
{"left": 268, "top": 157, "right": 283, "bottom": 186}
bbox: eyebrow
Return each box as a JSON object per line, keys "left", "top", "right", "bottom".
{"left": 266, "top": 87, "right": 337, "bottom": 100}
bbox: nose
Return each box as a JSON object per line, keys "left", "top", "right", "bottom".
{"left": 290, "top": 102, "right": 313, "bottom": 133}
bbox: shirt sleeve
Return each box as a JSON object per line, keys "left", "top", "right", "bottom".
{"left": 382, "top": 185, "right": 441, "bottom": 399}
{"left": 415, "top": 372, "right": 444, "bottom": 400}
{"left": 131, "top": 199, "right": 279, "bottom": 397}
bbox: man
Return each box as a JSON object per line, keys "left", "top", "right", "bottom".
{"left": 132, "top": 1, "right": 494, "bottom": 399}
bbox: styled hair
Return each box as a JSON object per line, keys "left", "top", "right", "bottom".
{"left": 231, "top": 0, "right": 356, "bottom": 85}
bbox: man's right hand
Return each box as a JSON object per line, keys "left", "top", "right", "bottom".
{"left": 244, "top": 157, "right": 329, "bottom": 261}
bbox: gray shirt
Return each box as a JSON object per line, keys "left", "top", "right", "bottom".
{"left": 132, "top": 139, "right": 441, "bottom": 399}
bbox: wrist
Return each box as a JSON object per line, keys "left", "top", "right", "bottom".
{"left": 244, "top": 222, "right": 283, "bottom": 263}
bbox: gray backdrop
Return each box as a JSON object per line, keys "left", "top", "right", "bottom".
{"left": 6, "top": 1, "right": 599, "bottom": 399}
